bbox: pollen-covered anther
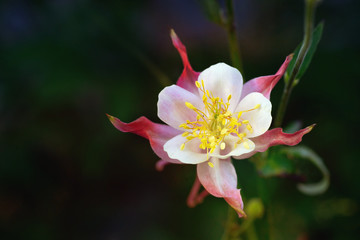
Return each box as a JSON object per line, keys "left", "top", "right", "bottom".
{"left": 220, "top": 142, "right": 226, "bottom": 150}
{"left": 243, "top": 141, "right": 250, "bottom": 149}
{"left": 208, "top": 136, "right": 216, "bottom": 143}
{"left": 182, "top": 132, "right": 189, "bottom": 137}
{"left": 238, "top": 133, "right": 246, "bottom": 139}
{"left": 180, "top": 143, "right": 185, "bottom": 150}
{"left": 224, "top": 111, "right": 231, "bottom": 117}
{"left": 246, "top": 124, "right": 254, "bottom": 133}
{"left": 185, "top": 102, "right": 196, "bottom": 110}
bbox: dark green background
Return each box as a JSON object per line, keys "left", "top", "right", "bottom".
{"left": 1, "top": 0, "right": 359, "bottom": 239}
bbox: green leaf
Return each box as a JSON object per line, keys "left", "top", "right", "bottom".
{"left": 252, "top": 145, "right": 329, "bottom": 196}
{"left": 251, "top": 148, "right": 297, "bottom": 178}
{"left": 297, "top": 22, "right": 324, "bottom": 80}
{"left": 284, "top": 22, "right": 324, "bottom": 84}
{"left": 282, "top": 146, "right": 330, "bottom": 196}
{"left": 197, "top": 0, "right": 222, "bottom": 25}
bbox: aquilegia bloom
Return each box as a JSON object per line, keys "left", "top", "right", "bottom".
{"left": 107, "top": 30, "right": 313, "bottom": 217}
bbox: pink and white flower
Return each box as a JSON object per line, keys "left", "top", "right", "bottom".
{"left": 107, "top": 30, "right": 314, "bottom": 217}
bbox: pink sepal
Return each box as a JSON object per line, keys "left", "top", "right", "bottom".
{"left": 170, "top": 29, "right": 200, "bottom": 95}
{"left": 107, "top": 114, "right": 182, "bottom": 164}
{"left": 241, "top": 54, "right": 293, "bottom": 99}
{"left": 234, "top": 124, "right": 315, "bottom": 160}
{"left": 155, "top": 159, "right": 170, "bottom": 171}
{"left": 186, "top": 176, "right": 209, "bottom": 208}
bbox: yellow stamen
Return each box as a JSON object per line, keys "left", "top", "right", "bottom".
{"left": 208, "top": 162, "right": 214, "bottom": 168}
{"left": 224, "top": 111, "right": 231, "bottom": 117}
{"left": 246, "top": 125, "right": 253, "bottom": 133}
{"left": 180, "top": 143, "right": 185, "bottom": 150}
{"left": 239, "top": 133, "right": 246, "bottom": 138}
{"left": 220, "top": 142, "right": 226, "bottom": 150}
{"left": 185, "top": 102, "right": 196, "bottom": 110}
{"left": 182, "top": 132, "right": 189, "bottom": 137}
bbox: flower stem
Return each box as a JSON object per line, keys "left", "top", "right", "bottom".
{"left": 221, "top": 206, "right": 239, "bottom": 240}
{"left": 224, "top": 0, "right": 243, "bottom": 73}
{"left": 246, "top": 224, "right": 258, "bottom": 240}
{"left": 222, "top": 205, "right": 261, "bottom": 240}
{"left": 274, "top": 0, "right": 319, "bottom": 127}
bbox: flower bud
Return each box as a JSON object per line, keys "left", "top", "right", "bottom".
{"left": 245, "top": 198, "right": 264, "bottom": 219}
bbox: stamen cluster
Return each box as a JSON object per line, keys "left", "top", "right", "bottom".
{"left": 179, "top": 80, "right": 260, "bottom": 163}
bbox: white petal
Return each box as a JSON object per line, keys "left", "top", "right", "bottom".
{"left": 234, "top": 92, "right": 272, "bottom": 138}
{"left": 209, "top": 134, "right": 255, "bottom": 159}
{"left": 158, "top": 85, "right": 203, "bottom": 130}
{"left": 198, "top": 63, "right": 243, "bottom": 112}
{"left": 163, "top": 134, "right": 207, "bottom": 164}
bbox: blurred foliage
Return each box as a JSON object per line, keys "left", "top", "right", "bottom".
{"left": 1, "top": 0, "right": 360, "bottom": 239}
{"left": 197, "top": 0, "right": 222, "bottom": 25}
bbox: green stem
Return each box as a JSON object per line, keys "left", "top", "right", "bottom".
{"left": 225, "top": 0, "right": 243, "bottom": 73}
{"left": 274, "top": 0, "right": 318, "bottom": 127}
{"left": 256, "top": 175, "right": 271, "bottom": 240}
{"left": 246, "top": 224, "right": 258, "bottom": 240}
{"left": 267, "top": 206, "right": 275, "bottom": 240}
{"left": 222, "top": 206, "right": 261, "bottom": 240}
{"left": 235, "top": 217, "right": 255, "bottom": 237}
{"left": 221, "top": 206, "right": 239, "bottom": 240}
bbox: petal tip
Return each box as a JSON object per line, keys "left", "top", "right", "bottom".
{"left": 307, "top": 123, "right": 316, "bottom": 132}
{"left": 170, "top": 29, "right": 182, "bottom": 49}
{"left": 233, "top": 206, "right": 247, "bottom": 218}
{"left": 170, "top": 28, "right": 177, "bottom": 39}
{"left": 288, "top": 53, "right": 294, "bottom": 60}
{"left": 106, "top": 113, "right": 115, "bottom": 123}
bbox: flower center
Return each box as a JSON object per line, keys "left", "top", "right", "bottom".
{"left": 179, "top": 80, "right": 260, "bottom": 166}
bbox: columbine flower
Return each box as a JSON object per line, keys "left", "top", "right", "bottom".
{"left": 107, "top": 30, "right": 314, "bottom": 217}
